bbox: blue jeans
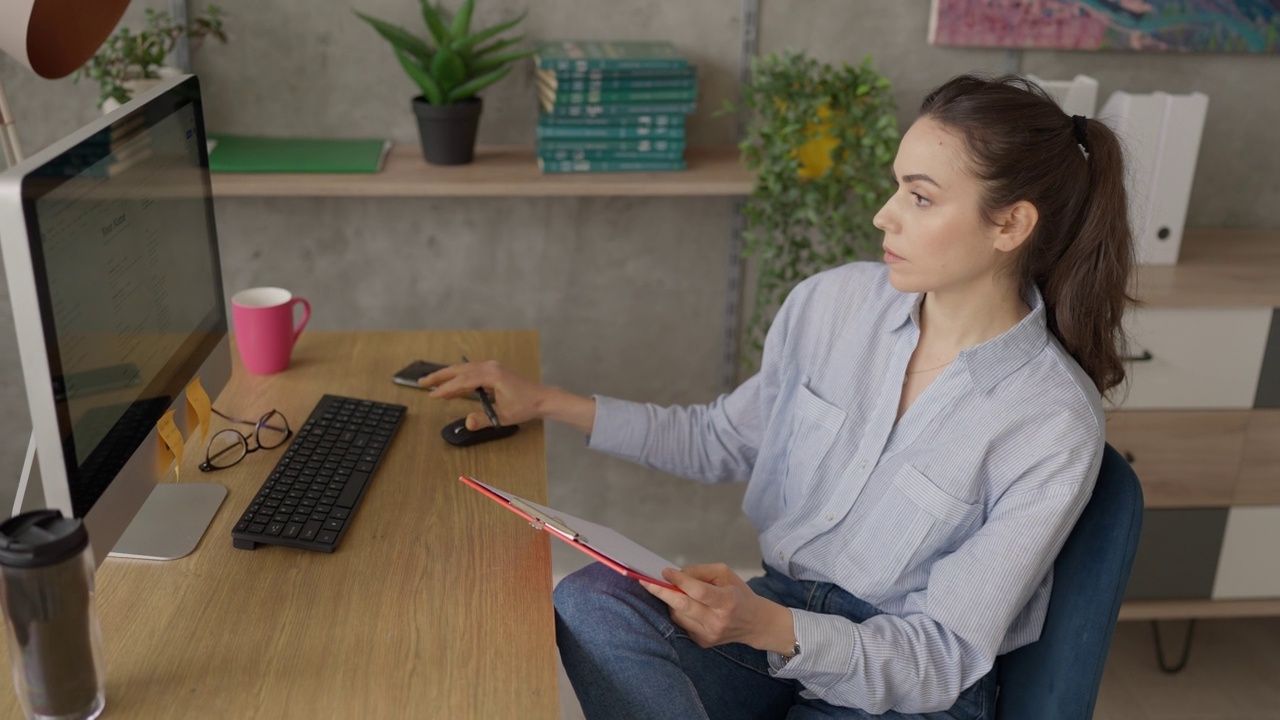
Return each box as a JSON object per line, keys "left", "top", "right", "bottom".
{"left": 554, "top": 563, "right": 997, "bottom": 720}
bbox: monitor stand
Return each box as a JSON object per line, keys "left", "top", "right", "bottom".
{"left": 13, "top": 433, "right": 226, "bottom": 561}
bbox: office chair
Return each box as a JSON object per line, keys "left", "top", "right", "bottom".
{"left": 994, "top": 443, "right": 1144, "bottom": 720}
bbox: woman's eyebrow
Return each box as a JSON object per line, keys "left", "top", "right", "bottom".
{"left": 902, "top": 173, "right": 942, "bottom": 188}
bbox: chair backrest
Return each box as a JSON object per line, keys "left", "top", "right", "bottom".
{"left": 994, "top": 443, "right": 1144, "bottom": 720}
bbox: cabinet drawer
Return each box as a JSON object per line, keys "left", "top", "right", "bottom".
{"left": 1213, "top": 506, "right": 1280, "bottom": 599}
{"left": 1114, "top": 307, "right": 1272, "bottom": 410}
{"left": 1236, "top": 410, "right": 1280, "bottom": 505}
{"left": 1105, "top": 411, "right": 1247, "bottom": 508}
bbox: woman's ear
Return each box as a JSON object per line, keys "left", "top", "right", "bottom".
{"left": 992, "top": 200, "right": 1039, "bottom": 253}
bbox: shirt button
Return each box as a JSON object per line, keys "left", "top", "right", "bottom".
{"left": 825, "top": 513, "right": 834, "bottom": 522}
{"left": 859, "top": 460, "right": 868, "bottom": 469}
{"left": 777, "top": 551, "right": 785, "bottom": 562}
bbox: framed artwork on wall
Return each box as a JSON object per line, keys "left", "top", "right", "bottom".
{"left": 928, "top": 1, "right": 1280, "bottom": 53}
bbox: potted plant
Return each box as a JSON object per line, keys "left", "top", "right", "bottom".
{"left": 75, "top": 5, "right": 228, "bottom": 113}
{"left": 355, "top": 0, "right": 534, "bottom": 165}
{"left": 732, "top": 51, "right": 900, "bottom": 365}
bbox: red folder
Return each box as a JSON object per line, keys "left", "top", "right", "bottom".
{"left": 460, "top": 475, "right": 679, "bottom": 591}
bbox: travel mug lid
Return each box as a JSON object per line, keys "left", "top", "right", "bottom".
{"left": 0, "top": 510, "right": 89, "bottom": 569}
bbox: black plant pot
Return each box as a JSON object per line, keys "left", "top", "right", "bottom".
{"left": 412, "top": 96, "right": 483, "bottom": 165}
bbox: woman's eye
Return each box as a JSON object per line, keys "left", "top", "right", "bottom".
{"left": 911, "top": 192, "right": 931, "bottom": 208}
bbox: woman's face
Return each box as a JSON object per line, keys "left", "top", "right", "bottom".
{"left": 872, "top": 117, "right": 1009, "bottom": 295}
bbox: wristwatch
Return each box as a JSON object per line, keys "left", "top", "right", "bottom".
{"left": 779, "top": 640, "right": 802, "bottom": 667}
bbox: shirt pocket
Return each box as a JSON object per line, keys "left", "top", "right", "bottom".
{"left": 783, "top": 382, "right": 847, "bottom": 507}
{"left": 853, "top": 464, "right": 982, "bottom": 597}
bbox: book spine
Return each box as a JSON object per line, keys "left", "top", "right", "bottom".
{"left": 546, "top": 88, "right": 698, "bottom": 104}
{"left": 539, "top": 159, "right": 688, "bottom": 173}
{"left": 536, "top": 125, "right": 686, "bottom": 140}
{"left": 545, "top": 103, "right": 697, "bottom": 118}
{"left": 539, "top": 58, "right": 689, "bottom": 72}
{"left": 537, "top": 149, "right": 685, "bottom": 162}
{"left": 535, "top": 139, "right": 686, "bottom": 153}
{"left": 537, "top": 113, "right": 686, "bottom": 127}
{"left": 549, "top": 75, "right": 697, "bottom": 92}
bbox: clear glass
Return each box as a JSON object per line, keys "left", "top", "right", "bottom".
{"left": 1, "top": 547, "right": 105, "bottom": 720}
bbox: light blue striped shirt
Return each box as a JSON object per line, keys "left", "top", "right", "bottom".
{"left": 587, "top": 262, "right": 1104, "bottom": 714}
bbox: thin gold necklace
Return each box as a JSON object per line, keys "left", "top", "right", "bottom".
{"left": 903, "top": 358, "right": 954, "bottom": 384}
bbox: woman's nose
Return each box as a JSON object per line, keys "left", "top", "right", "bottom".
{"left": 872, "top": 203, "right": 894, "bottom": 233}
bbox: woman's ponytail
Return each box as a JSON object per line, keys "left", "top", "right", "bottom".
{"left": 1040, "top": 117, "right": 1136, "bottom": 396}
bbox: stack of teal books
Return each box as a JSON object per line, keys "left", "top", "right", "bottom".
{"left": 534, "top": 41, "right": 695, "bottom": 173}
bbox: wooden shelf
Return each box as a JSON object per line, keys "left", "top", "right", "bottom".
{"left": 1119, "top": 597, "right": 1280, "bottom": 621}
{"left": 209, "top": 145, "right": 754, "bottom": 198}
{"left": 1137, "top": 228, "right": 1280, "bottom": 307}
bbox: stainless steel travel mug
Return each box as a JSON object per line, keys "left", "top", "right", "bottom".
{"left": 0, "top": 510, "right": 105, "bottom": 720}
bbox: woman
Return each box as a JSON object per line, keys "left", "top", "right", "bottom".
{"left": 421, "top": 74, "right": 1134, "bottom": 719}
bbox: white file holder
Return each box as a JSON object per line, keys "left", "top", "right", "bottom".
{"left": 1100, "top": 90, "right": 1209, "bottom": 266}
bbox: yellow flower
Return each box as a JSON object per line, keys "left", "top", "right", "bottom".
{"left": 793, "top": 103, "right": 840, "bottom": 180}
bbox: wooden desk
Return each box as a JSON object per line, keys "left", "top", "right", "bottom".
{"left": 0, "top": 331, "right": 558, "bottom": 719}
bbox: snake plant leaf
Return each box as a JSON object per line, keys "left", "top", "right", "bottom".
{"left": 453, "top": 11, "right": 525, "bottom": 54}
{"left": 431, "top": 45, "right": 467, "bottom": 95}
{"left": 445, "top": 65, "right": 511, "bottom": 102}
{"left": 395, "top": 47, "right": 444, "bottom": 105}
{"left": 418, "top": 0, "right": 452, "bottom": 48}
{"left": 449, "top": 0, "right": 474, "bottom": 40}
{"left": 472, "top": 36, "right": 524, "bottom": 58}
{"left": 353, "top": 11, "right": 433, "bottom": 64}
{"left": 470, "top": 48, "right": 536, "bottom": 75}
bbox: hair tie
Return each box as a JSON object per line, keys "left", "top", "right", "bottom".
{"left": 1071, "top": 115, "right": 1090, "bottom": 154}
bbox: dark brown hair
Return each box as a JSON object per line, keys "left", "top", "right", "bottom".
{"left": 920, "top": 74, "right": 1135, "bottom": 396}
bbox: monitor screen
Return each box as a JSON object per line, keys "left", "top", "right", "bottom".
{"left": 17, "top": 80, "right": 226, "bottom": 517}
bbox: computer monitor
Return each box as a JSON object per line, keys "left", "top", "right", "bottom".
{"left": 0, "top": 75, "right": 231, "bottom": 565}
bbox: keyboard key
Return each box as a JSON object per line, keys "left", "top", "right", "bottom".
{"left": 300, "top": 521, "right": 322, "bottom": 541}
{"left": 323, "top": 518, "right": 344, "bottom": 531}
{"left": 335, "top": 472, "right": 369, "bottom": 508}
{"left": 317, "top": 531, "right": 338, "bottom": 544}
{"left": 266, "top": 523, "right": 284, "bottom": 536}
{"left": 283, "top": 523, "right": 302, "bottom": 538}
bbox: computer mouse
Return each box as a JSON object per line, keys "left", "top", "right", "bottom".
{"left": 441, "top": 417, "right": 520, "bottom": 447}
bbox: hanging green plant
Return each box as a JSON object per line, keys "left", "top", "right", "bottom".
{"left": 733, "top": 51, "right": 900, "bottom": 366}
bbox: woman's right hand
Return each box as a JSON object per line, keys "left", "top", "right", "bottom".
{"left": 418, "top": 360, "right": 597, "bottom": 434}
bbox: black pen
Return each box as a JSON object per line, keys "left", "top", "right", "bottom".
{"left": 461, "top": 355, "right": 501, "bottom": 428}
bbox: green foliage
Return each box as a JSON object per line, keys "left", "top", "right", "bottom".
{"left": 74, "top": 6, "right": 228, "bottom": 108}
{"left": 354, "top": 0, "right": 534, "bottom": 105}
{"left": 733, "top": 51, "right": 899, "bottom": 366}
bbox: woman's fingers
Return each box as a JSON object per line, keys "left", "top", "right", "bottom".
{"left": 424, "top": 362, "right": 489, "bottom": 399}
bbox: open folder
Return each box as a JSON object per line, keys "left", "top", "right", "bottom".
{"left": 461, "top": 476, "right": 679, "bottom": 591}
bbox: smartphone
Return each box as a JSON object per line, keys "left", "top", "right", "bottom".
{"left": 392, "top": 360, "right": 448, "bottom": 389}
{"left": 393, "top": 360, "right": 491, "bottom": 402}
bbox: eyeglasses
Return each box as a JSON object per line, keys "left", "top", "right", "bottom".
{"left": 199, "top": 408, "right": 293, "bottom": 472}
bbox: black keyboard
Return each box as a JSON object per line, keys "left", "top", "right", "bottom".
{"left": 231, "top": 394, "right": 406, "bottom": 553}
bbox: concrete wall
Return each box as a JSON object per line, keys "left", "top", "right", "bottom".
{"left": 2, "top": 0, "right": 1278, "bottom": 570}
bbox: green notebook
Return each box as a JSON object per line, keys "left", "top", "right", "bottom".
{"left": 207, "top": 135, "right": 392, "bottom": 173}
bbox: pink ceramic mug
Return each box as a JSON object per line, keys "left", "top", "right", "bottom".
{"left": 231, "top": 287, "right": 311, "bottom": 375}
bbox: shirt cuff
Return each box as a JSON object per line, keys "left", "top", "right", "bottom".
{"left": 767, "top": 608, "right": 858, "bottom": 691}
{"left": 585, "top": 395, "right": 649, "bottom": 462}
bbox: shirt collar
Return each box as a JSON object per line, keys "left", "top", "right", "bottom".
{"left": 886, "top": 284, "right": 1050, "bottom": 393}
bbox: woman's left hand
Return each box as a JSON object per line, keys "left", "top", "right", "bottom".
{"left": 641, "top": 564, "right": 795, "bottom": 654}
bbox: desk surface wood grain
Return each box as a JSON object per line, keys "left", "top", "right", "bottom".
{"left": 0, "top": 331, "right": 557, "bottom": 719}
